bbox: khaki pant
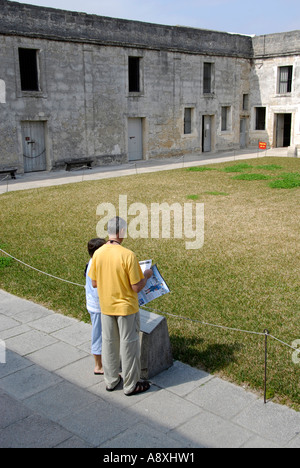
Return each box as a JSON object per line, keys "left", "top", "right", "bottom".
{"left": 101, "top": 312, "right": 141, "bottom": 394}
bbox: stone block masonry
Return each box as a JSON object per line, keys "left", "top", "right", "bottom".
{"left": 0, "top": 1, "right": 299, "bottom": 173}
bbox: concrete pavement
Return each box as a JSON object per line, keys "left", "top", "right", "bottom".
{"left": 0, "top": 147, "right": 291, "bottom": 195}
{"left": 0, "top": 289, "right": 299, "bottom": 448}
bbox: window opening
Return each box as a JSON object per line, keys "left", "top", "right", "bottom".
{"left": 203, "top": 63, "right": 212, "bottom": 94}
{"left": 184, "top": 108, "right": 192, "bottom": 134}
{"left": 221, "top": 106, "right": 230, "bottom": 131}
{"left": 18, "top": 48, "right": 39, "bottom": 91}
{"left": 255, "top": 107, "right": 266, "bottom": 130}
{"left": 128, "top": 57, "right": 140, "bottom": 92}
{"left": 278, "top": 66, "right": 292, "bottom": 94}
{"left": 243, "top": 94, "right": 249, "bottom": 111}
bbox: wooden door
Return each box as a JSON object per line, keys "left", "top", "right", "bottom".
{"left": 22, "top": 121, "right": 46, "bottom": 172}
{"left": 128, "top": 118, "right": 143, "bottom": 161}
{"left": 202, "top": 115, "right": 211, "bottom": 152}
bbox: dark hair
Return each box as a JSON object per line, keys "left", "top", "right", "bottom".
{"left": 87, "top": 238, "right": 106, "bottom": 257}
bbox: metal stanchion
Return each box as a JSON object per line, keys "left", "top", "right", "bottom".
{"left": 264, "top": 329, "right": 270, "bottom": 404}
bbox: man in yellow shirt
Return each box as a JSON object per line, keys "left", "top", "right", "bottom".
{"left": 89, "top": 216, "right": 153, "bottom": 395}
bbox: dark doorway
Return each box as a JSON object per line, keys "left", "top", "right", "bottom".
{"left": 283, "top": 114, "right": 292, "bottom": 147}
{"left": 276, "top": 113, "right": 292, "bottom": 148}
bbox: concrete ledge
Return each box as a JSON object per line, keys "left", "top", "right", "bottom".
{"left": 0, "top": 2, "right": 253, "bottom": 58}
{"left": 139, "top": 308, "right": 173, "bottom": 380}
{"left": 287, "top": 146, "right": 298, "bottom": 157}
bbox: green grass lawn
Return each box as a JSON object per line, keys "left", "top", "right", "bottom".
{"left": 0, "top": 156, "right": 299, "bottom": 409}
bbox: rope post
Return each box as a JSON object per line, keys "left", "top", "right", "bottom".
{"left": 264, "top": 329, "right": 270, "bottom": 404}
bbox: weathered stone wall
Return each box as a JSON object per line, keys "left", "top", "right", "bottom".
{"left": 252, "top": 31, "right": 300, "bottom": 58}
{"left": 0, "top": 1, "right": 253, "bottom": 58}
{"left": 0, "top": 2, "right": 254, "bottom": 171}
{"left": 249, "top": 56, "right": 300, "bottom": 149}
{"left": 0, "top": 34, "right": 90, "bottom": 170}
{"left": 0, "top": 0, "right": 299, "bottom": 172}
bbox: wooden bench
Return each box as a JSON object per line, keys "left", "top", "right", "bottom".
{"left": 64, "top": 158, "right": 94, "bottom": 171}
{"left": 0, "top": 167, "right": 18, "bottom": 179}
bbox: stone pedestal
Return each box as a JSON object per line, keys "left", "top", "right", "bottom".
{"left": 139, "top": 308, "right": 173, "bottom": 380}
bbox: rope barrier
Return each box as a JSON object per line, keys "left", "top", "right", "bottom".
{"left": 1, "top": 247, "right": 299, "bottom": 403}
{"left": 140, "top": 306, "right": 265, "bottom": 337}
{"left": 268, "top": 334, "right": 299, "bottom": 351}
{"left": 0, "top": 248, "right": 85, "bottom": 288}
{"left": 141, "top": 305, "right": 299, "bottom": 352}
{"left": 0, "top": 247, "right": 298, "bottom": 353}
{"left": 1, "top": 151, "right": 297, "bottom": 403}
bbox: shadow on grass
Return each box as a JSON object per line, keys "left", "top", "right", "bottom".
{"left": 170, "top": 335, "right": 242, "bottom": 373}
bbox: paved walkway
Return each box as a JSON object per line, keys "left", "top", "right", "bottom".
{"left": 1, "top": 148, "right": 299, "bottom": 448}
{"left": 0, "top": 147, "right": 290, "bottom": 195}
{"left": 0, "top": 289, "right": 299, "bottom": 448}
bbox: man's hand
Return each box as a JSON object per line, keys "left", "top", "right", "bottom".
{"left": 131, "top": 268, "right": 153, "bottom": 293}
{"left": 144, "top": 268, "right": 153, "bottom": 280}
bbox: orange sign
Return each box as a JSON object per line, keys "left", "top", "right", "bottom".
{"left": 259, "top": 141, "right": 267, "bottom": 150}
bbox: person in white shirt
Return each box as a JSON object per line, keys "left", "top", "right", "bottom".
{"left": 85, "top": 238, "right": 106, "bottom": 375}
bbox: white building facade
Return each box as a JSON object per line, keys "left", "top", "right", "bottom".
{"left": 250, "top": 32, "right": 300, "bottom": 154}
